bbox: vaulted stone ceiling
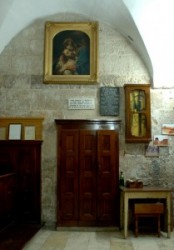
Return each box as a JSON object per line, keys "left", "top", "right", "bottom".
{"left": 0, "top": 0, "right": 174, "bottom": 87}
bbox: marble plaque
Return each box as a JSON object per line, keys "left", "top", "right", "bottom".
{"left": 100, "top": 87, "right": 119, "bottom": 116}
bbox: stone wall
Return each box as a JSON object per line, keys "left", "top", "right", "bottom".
{"left": 0, "top": 13, "right": 173, "bottom": 227}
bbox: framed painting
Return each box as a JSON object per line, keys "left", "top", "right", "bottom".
{"left": 44, "top": 22, "right": 98, "bottom": 84}
{"left": 153, "top": 135, "right": 169, "bottom": 146}
{"left": 8, "top": 124, "right": 22, "bottom": 140}
{"left": 24, "top": 126, "right": 36, "bottom": 140}
{"left": 161, "top": 123, "right": 174, "bottom": 135}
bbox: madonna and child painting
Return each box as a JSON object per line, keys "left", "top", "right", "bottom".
{"left": 52, "top": 31, "right": 90, "bottom": 76}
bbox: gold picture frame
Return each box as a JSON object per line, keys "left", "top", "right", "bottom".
{"left": 44, "top": 21, "right": 98, "bottom": 84}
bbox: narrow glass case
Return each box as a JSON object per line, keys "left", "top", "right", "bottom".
{"left": 124, "top": 84, "right": 151, "bottom": 143}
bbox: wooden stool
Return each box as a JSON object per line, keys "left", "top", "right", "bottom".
{"left": 134, "top": 203, "right": 164, "bottom": 237}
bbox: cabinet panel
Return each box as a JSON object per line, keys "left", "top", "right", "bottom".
{"left": 97, "top": 130, "right": 118, "bottom": 223}
{"left": 79, "top": 130, "right": 97, "bottom": 223}
{"left": 16, "top": 145, "right": 41, "bottom": 222}
{"left": 60, "top": 130, "right": 79, "bottom": 223}
{"left": 0, "top": 141, "right": 42, "bottom": 224}
{"left": 0, "top": 148, "right": 16, "bottom": 175}
{"left": 0, "top": 174, "right": 16, "bottom": 229}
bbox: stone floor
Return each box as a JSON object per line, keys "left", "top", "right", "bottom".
{"left": 23, "top": 227, "right": 174, "bottom": 250}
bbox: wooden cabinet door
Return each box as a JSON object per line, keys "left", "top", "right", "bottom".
{"left": 59, "top": 129, "right": 79, "bottom": 225}
{"left": 97, "top": 130, "right": 119, "bottom": 225}
{"left": 0, "top": 174, "right": 16, "bottom": 230}
{"left": 0, "top": 141, "right": 41, "bottom": 225}
{"left": 16, "top": 142, "right": 41, "bottom": 223}
{"left": 58, "top": 127, "right": 119, "bottom": 226}
{"left": 79, "top": 130, "right": 97, "bottom": 225}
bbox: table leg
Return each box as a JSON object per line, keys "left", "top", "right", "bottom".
{"left": 124, "top": 195, "right": 128, "bottom": 239}
{"left": 120, "top": 191, "right": 123, "bottom": 229}
{"left": 166, "top": 193, "right": 171, "bottom": 238}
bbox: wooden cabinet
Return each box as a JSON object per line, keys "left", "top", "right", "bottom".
{"left": 55, "top": 119, "right": 120, "bottom": 227}
{"left": 0, "top": 141, "right": 42, "bottom": 224}
{"left": 124, "top": 84, "right": 151, "bottom": 143}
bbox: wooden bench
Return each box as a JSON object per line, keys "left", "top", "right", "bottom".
{"left": 134, "top": 203, "right": 164, "bottom": 237}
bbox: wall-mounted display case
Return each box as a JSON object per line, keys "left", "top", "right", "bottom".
{"left": 124, "top": 84, "right": 151, "bottom": 143}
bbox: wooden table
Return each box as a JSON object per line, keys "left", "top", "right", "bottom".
{"left": 120, "top": 186, "right": 172, "bottom": 238}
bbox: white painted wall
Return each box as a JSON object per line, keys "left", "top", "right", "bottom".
{"left": 124, "top": 0, "right": 174, "bottom": 87}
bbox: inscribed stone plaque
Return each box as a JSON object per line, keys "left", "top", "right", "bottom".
{"left": 68, "top": 98, "right": 95, "bottom": 109}
{"left": 100, "top": 87, "right": 119, "bottom": 116}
